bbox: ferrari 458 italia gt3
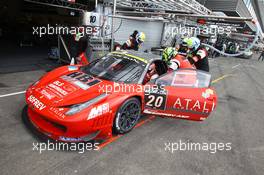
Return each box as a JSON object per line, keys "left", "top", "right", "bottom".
{"left": 23, "top": 50, "right": 217, "bottom": 142}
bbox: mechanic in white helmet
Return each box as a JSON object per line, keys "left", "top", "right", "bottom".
{"left": 180, "top": 37, "right": 210, "bottom": 72}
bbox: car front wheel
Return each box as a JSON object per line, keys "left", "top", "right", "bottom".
{"left": 113, "top": 98, "right": 141, "bottom": 134}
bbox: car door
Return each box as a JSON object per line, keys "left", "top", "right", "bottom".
{"left": 143, "top": 69, "right": 217, "bottom": 121}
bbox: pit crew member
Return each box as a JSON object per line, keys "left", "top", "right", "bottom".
{"left": 182, "top": 37, "right": 210, "bottom": 72}
{"left": 162, "top": 47, "right": 195, "bottom": 71}
{"left": 121, "top": 31, "right": 146, "bottom": 51}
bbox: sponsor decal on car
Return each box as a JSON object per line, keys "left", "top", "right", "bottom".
{"left": 47, "top": 81, "right": 69, "bottom": 97}
{"left": 87, "top": 103, "right": 110, "bottom": 120}
{"left": 49, "top": 107, "right": 66, "bottom": 119}
{"left": 145, "top": 87, "right": 168, "bottom": 110}
{"left": 61, "top": 72, "right": 101, "bottom": 90}
{"left": 59, "top": 136, "right": 83, "bottom": 142}
{"left": 173, "top": 98, "right": 215, "bottom": 113}
{"left": 144, "top": 109, "right": 190, "bottom": 119}
{"left": 202, "top": 89, "right": 214, "bottom": 99}
{"left": 28, "top": 95, "right": 46, "bottom": 111}
{"left": 63, "top": 84, "right": 77, "bottom": 92}
{"left": 111, "top": 52, "right": 148, "bottom": 64}
{"left": 73, "top": 81, "right": 90, "bottom": 90}
{"left": 40, "top": 89, "right": 55, "bottom": 100}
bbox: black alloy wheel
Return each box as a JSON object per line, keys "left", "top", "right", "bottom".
{"left": 113, "top": 98, "right": 141, "bottom": 134}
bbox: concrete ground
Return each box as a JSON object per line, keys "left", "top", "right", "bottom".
{"left": 1, "top": 55, "right": 264, "bottom": 175}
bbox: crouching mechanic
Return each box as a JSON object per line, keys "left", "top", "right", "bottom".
{"left": 121, "top": 31, "right": 146, "bottom": 51}
{"left": 182, "top": 37, "right": 210, "bottom": 72}
{"left": 162, "top": 47, "right": 195, "bottom": 72}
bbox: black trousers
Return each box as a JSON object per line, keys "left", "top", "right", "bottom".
{"left": 258, "top": 54, "right": 264, "bottom": 61}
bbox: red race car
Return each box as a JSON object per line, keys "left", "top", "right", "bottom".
{"left": 23, "top": 51, "right": 217, "bottom": 142}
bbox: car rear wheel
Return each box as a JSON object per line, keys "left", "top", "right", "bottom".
{"left": 113, "top": 98, "right": 141, "bottom": 134}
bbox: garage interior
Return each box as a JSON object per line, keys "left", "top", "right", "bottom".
{"left": 0, "top": 0, "right": 95, "bottom": 73}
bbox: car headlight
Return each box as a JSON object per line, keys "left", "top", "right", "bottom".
{"left": 65, "top": 93, "right": 108, "bottom": 116}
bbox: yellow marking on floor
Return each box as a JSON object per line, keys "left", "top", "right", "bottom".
{"left": 212, "top": 74, "right": 232, "bottom": 84}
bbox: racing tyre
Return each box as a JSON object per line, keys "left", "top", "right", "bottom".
{"left": 113, "top": 98, "right": 141, "bottom": 134}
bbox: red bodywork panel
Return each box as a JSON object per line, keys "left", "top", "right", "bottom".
{"left": 144, "top": 86, "right": 217, "bottom": 121}
{"left": 173, "top": 54, "right": 195, "bottom": 69}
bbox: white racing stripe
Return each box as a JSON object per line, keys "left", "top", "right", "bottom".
{"left": 0, "top": 91, "right": 26, "bottom": 98}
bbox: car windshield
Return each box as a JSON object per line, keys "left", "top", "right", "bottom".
{"left": 82, "top": 54, "right": 146, "bottom": 83}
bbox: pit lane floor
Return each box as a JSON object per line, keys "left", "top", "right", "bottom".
{"left": 1, "top": 55, "right": 264, "bottom": 175}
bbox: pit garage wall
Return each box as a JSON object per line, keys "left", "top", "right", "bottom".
{"left": 113, "top": 19, "right": 164, "bottom": 51}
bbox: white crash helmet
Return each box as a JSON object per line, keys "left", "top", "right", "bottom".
{"left": 187, "top": 37, "right": 201, "bottom": 51}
